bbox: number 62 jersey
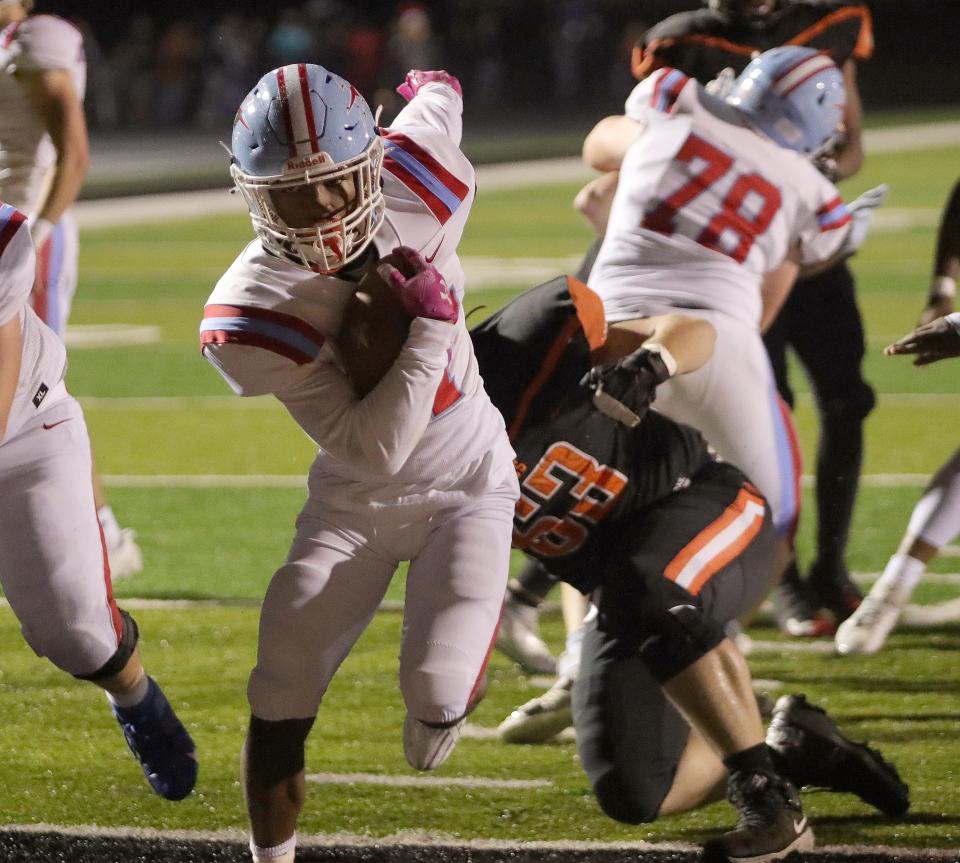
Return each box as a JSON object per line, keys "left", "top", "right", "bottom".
{"left": 591, "top": 67, "right": 852, "bottom": 329}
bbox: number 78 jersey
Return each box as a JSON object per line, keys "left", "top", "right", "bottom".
{"left": 591, "top": 68, "right": 851, "bottom": 329}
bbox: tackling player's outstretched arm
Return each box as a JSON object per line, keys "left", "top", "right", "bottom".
{"left": 595, "top": 313, "right": 717, "bottom": 375}
{"left": 584, "top": 313, "right": 716, "bottom": 429}
{"left": 18, "top": 68, "right": 89, "bottom": 246}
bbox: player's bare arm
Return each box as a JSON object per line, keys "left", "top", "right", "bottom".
{"left": 573, "top": 171, "right": 619, "bottom": 236}
{"left": 761, "top": 251, "right": 801, "bottom": 334}
{"left": 830, "top": 60, "right": 865, "bottom": 180}
{"left": 0, "top": 312, "right": 24, "bottom": 439}
{"left": 18, "top": 67, "right": 89, "bottom": 241}
{"left": 596, "top": 313, "right": 717, "bottom": 375}
{"left": 582, "top": 115, "right": 643, "bottom": 173}
{"left": 920, "top": 178, "right": 960, "bottom": 324}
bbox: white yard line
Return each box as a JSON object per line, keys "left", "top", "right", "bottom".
{"left": 1, "top": 824, "right": 955, "bottom": 860}
{"left": 306, "top": 772, "right": 552, "bottom": 789}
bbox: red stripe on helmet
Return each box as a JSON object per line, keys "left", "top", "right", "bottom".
{"left": 275, "top": 66, "right": 297, "bottom": 157}
{"left": 298, "top": 63, "right": 320, "bottom": 153}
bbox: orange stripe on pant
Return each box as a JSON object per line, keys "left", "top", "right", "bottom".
{"left": 664, "top": 487, "right": 767, "bottom": 596}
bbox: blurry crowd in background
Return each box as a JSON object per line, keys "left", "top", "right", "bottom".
{"left": 43, "top": 0, "right": 960, "bottom": 136}
{"left": 68, "top": 0, "right": 664, "bottom": 132}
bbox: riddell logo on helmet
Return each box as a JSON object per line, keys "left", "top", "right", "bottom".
{"left": 284, "top": 153, "right": 332, "bottom": 171}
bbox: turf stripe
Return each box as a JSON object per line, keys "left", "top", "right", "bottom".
{"left": 306, "top": 772, "right": 552, "bottom": 789}
{"left": 1, "top": 826, "right": 956, "bottom": 861}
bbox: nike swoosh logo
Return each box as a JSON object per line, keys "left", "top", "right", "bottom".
{"left": 425, "top": 237, "right": 443, "bottom": 263}
{"left": 793, "top": 817, "right": 808, "bottom": 834}
{"left": 42, "top": 419, "right": 71, "bottom": 430}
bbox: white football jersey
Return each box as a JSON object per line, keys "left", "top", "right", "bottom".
{"left": 201, "top": 83, "right": 514, "bottom": 505}
{"left": 591, "top": 68, "right": 851, "bottom": 328}
{"left": 0, "top": 15, "right": 86, "bottom": 214}
{"left": 0, "top": 204, "right": 67, "bottom": 443}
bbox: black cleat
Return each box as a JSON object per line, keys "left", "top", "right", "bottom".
{"left": 766, "top": 694, "right": 909, "bottom": 817}
{"left": 809, "top": 563, "right": 863, "bottom": 624}
{"left": 771, "top": 579, "right": 835, "bottom": 638}
{"left": 703, "top": 769, "right": 814, "bottom": 863}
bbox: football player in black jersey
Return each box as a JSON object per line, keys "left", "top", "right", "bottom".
{"left": 471, "top": 275, "right": 908, "bottom": 863}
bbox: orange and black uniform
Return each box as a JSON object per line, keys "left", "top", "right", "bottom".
{"left": 472, "top": 276, "right": 776, "bottom": 822}
{"left": 634, "top": 1, "right": 873, "bottom": 82}
{"left": 634, "top": 0, "right": 876, "bottom": 606}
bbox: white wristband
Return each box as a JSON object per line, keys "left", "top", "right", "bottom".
{"left": 27, "top": 216, "right": 54, "bottom": 249}
{"left": 930, "top": 275, "right": 957, "bottom": 299}
{"left": 945, "top": 312, "right": 960, "bottom": 333}
{"left": 642, "top": 341, "right": 679, "bottom": 377}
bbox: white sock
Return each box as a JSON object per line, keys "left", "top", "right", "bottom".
{"left": 97, "top": 505, "right": 123, "bottom": 548}
{"left": 874, "top": 553, "right": 926, "bottom": 595}
{"left": 106, "top": 672, "right": 150, "bottom": 709}
{"left": 250, "top": 834, "right": 296, "bottom": 862}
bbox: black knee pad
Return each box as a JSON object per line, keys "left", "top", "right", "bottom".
{"left": 74, "top": 609, "right": 139, "bottom": 682}
{"left": 593, "top": 772, "right": 663, "bottom": 824}
{"left": 638, "top": 604, "right": 725, "bottom": 684}
{"left": 246, "top": 715, "right": 317, "bottom": 787}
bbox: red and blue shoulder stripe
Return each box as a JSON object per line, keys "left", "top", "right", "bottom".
{"left": 382, "top": 132, "right": 470, "bottom": 225}
{"left": 816, "top": 196, "right": 851, "bottom": 231}
{"left": 650, "top": 68, "right": 690, "bottom": 113}
{"left": 0, "top": 202, "right": 27, "bottom": 258}
{"left": 200, "top": 304, "right": 325, "bottom": 365}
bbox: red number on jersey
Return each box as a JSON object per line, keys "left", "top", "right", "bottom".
{"left": 640, "top": 133, "right": 782, "bottom": 264}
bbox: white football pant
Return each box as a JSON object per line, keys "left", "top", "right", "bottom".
{"left": 0, "top": 395, "right": 124, "bottom": 676}
{"left": 247, "top": 479, "right": 516, "bottom": 743}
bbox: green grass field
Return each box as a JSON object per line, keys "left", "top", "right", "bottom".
{"left": 1, "top": 133, "right": 959, "bottom": 851}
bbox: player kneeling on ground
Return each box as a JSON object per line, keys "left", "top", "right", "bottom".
{"left": 0, "top": 203, "right": 196, "bottom": 801}
{"left": 470, "top": 276, "right": 909, "bottom": 863}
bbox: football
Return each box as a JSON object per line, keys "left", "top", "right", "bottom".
{"left": 339, "top": 251, "right": 415, "bottom": 397}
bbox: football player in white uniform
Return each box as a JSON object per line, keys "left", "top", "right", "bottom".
{"left": 0, "top": 202, "right": 196, "bottom": 801}
{"left": 836, "top": 178, "right": 960, "bottom": 655}
{"left": 497, "top": 46, "right": 887, "bottom": 745}
{"left": 0, "top": 0, "right": 141, "bottom": 579}
{"left": 584, "top": 47, "right": 882, "bottom": 544}
{"left": 201, "top": 66, "right": 517, "bottom": 863}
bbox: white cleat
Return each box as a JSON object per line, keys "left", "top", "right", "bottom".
{"left": 497, "top": 675, "right": 573, "bottom": 744}
{"left": 835, "top": 579, "right": 914, "bottom": 656}
{"left": 403, "top": 714, "right": 463, "bottom": 770}
{"left": 107, "top": 528, "right": 143, "bottom": 582}
{"left": 495, "top": 599, "right": 557, "bottom": 675}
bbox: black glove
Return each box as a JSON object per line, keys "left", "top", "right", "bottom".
{"left": 580, "top": 347, "right": 671, "bottom": 427}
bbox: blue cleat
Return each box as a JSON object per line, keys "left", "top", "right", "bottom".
{"left": 111, "top": 676, "right": 198, "bottom": 801}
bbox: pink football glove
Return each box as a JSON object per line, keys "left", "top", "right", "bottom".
{"left": 396, "top": 70, "right": 463, "bottom": 102}
{"left": 378, "top": 246, "right": 458, "bottom": 324}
